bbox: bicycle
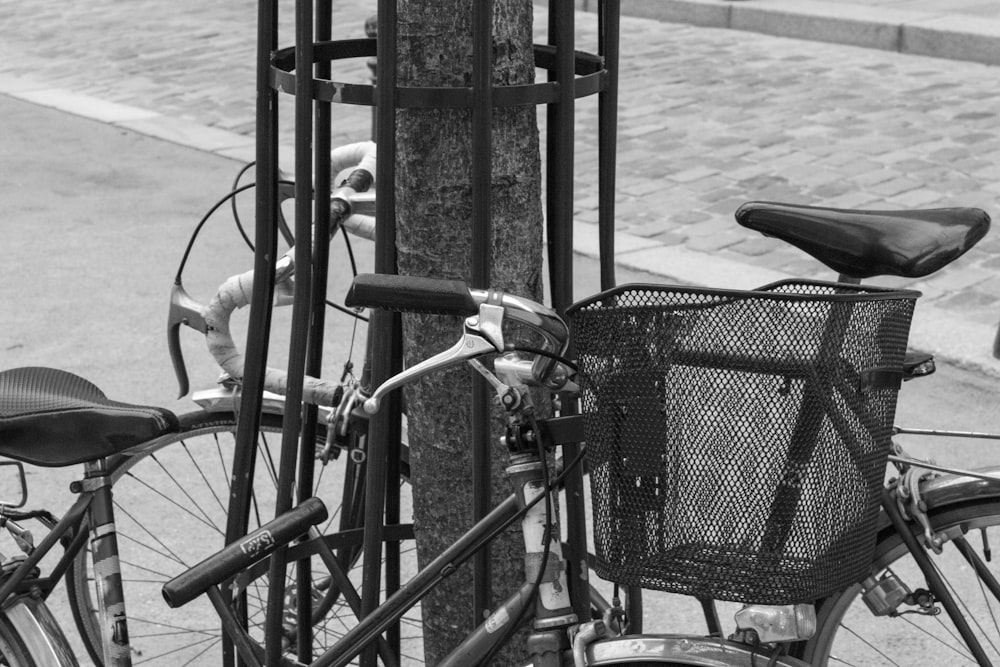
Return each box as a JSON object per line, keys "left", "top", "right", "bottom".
{"left": 154, "top": 198, "right": 996, "bottom": 666}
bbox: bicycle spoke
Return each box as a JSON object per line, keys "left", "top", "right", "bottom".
{"left": 128, "top": 625, "right": 219, "bottom": 638}
{"left": 929, "top": 544, "right": 1000, "bottom": 660}
{"left": 121, "top": 470, "right": 222, "bottom": 533}
{"left": 181, "top": 438, "right": 230, "bottom": 517}
{"left": 216, "top": 433, "right": 232, "bottom": 496}
{"left": 115, "top": 554, "right": 189, "bottom": 580}
{"left": 176, "top": 639, "right": 222, "bottom": 667}
{"left": 153, "top": 450, "right": 227, "bottom": 529}
{"left": 133, "top": 633, "right": 220, "bottom": 665}
{"left": 976, "top": 566, "right": 1000, "bottom": 643}
{"left": 114, "top": 515, "right": 192, "bottom": 568}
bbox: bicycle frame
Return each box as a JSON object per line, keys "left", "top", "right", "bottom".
{"left": 0, "top": 458, "right": 133, "bottom": 666}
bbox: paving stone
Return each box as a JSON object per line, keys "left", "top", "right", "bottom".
{"left": 886, "top": 188, "right": 948, "bottom": 208}
{"left": 670, "top": 210, "right": 713, "bottom": 225}
{"left": 685, "top": 230, "right": 746, "bottom": 253}
{"left": 868, "top": 177, "right": 923, "bottom": 197}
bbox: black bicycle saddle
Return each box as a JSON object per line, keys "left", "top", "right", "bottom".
{"left": 0, "top": 367, "right": 179, "bottom": 467}
{"left": 735, "top": 201, "right": 991, "bottom": 279}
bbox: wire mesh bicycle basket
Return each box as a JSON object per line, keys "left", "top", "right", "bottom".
{"left": 568, "top": 280, "right": 920, "bottom": 604}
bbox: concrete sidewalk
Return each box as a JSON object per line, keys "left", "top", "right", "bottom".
{"left": 583, "top": 0, "right": 1000, "bottom": 67}
{"left": 1, "top": 0, "right": 1000, "bottom": 377}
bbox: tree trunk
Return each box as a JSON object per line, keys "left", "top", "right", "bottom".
{"left": 395, "top": 1, "right": 543, "bottom": 664}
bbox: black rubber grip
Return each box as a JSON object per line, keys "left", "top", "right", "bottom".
{"left": 345, "top": 273, "right": 478, "bottom": 316}
{"left": 161, "top": 497, "right": 328, "bottom": 609}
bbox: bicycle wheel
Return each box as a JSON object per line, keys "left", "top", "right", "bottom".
{"left": 66, "top": 408, "right": 421, "bottom": 666}
{"left": 803, "top": 499, "right": 1000, "bottom": 665}
{"left": 0, "top": 616, "right": 34, "bottom": 667}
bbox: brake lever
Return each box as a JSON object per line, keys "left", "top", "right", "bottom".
{"left": 363, "top": 305, "right": 506, "bottom": 415}
{"left": 167, "top": 282, "right": 208, "bottom": 399}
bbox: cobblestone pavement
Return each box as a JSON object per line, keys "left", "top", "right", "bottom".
{"left": 2, "top": 1, "right": 1000, "bottom": 371}
{"left": 610, "top": 0, "right": 1000, "bottom": 68}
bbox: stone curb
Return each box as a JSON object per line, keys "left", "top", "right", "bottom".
{"left": 577, "top": 0, "right": 1000, "bottom": 67}
{"left": 5, "top": 74, "right": 999, "bottom": 379}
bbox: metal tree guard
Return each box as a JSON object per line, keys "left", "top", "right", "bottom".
{"left": 229, "top": 0, "right": 621, "bottom": 663}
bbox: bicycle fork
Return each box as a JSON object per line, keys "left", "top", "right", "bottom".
{"left": 80, "top": 460, "right": 133, "bottom": 667}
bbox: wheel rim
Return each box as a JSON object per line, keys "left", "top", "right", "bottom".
{"left": 805, "top": 502, "right": 1000, "bottom": 666}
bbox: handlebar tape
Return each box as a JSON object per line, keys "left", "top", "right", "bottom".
{"left": 345, "top": 273, "right": 479, "bottom": 317}
{"left": 205, "top": 270, "right": 346, "bottom": 406}
{"left": 161, "top": 497, "right": 328, "bottom": 609}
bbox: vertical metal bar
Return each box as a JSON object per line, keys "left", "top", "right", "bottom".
{"left": 364, "top": 20, "right": 400, "bottom": 655}
{"left": 265, "top": 0, "right": 314, "bottom": 664}
{"left": 294, "top": 0, "right": 334, "bottom": 660}
{"left": 206, "top": 587, "right": 265, "bottom": 667}
{"left": 471, "top": 0, "right": 494, "bottom": 624}
{"left": 598, "top": 0, "right": 619, "bottom": 291}
{"left": 366, "top": 15, "right": 378, "bottom": 142}
{"left": 546, "top": 0, "right": 593, "bottom": 622}
{"left": 546, "top": 0, "right": 574, "bottom": 312}
{"left": 227, "top": 1, "right": 279, "bottom": 664}
{"left": 362, "top": 0, "right": 402, "bottom": 664}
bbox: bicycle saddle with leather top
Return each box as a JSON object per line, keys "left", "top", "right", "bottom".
{"left": 0, "top": 367, "right": 179, "bottom": 467}
{"left": 735, "top": 201, "right": 991, "bottom": 279}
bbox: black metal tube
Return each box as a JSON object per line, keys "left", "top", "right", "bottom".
{"left": 471, "top": 0, "right": 494, "bottom": 625}
{"left": 362, "top": 1, "right": 402, "bottom": 665}
{"left": 598, "top": 0, "right": 620, "bottom": 291}
{"left": 207, "top": 586, "right": 266, "bottom": 667}
{"left": 229, "top": 1, "right": 280, "bottom": 664}
{"left": 294, "top": 0, "right": 334, "bottom": 659}
{"left": 546, "top": 0, "right": 595, "bottom": 623}
{"left": 363, "top": 5, "right": 402, "bottom": 654}
{"left": 954, "top": 536, "right": 1000, "bottom": 606}
{"left": 546, "top": 0, "right": 575, "bottom": 314}
{"left": 265, "top": 1, "right": 315, "bottom": 663}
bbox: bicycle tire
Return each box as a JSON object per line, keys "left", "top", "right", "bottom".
{"left": 802, "top": 499, "right": 1000, "bottom": 665}
{"left": 66, "top": 408, "right": 418, "bottom": 666}
{"left": 0, "top": 615, "right": 35, "bottom": 667}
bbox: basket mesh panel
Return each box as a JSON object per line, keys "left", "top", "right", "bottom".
{"left": 569, "top": 281, "right": 917, "bottom": 604}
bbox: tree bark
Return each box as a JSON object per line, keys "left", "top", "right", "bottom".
{"left": 395, "top": 1, "right": 543, "bottom": 664}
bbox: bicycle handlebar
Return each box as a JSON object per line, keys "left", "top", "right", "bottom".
{"left": 167, "top": 141, "right": 378, "bottom": 401}
{"left": 345, "top": 273, "right": 571, "bottom": 414}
